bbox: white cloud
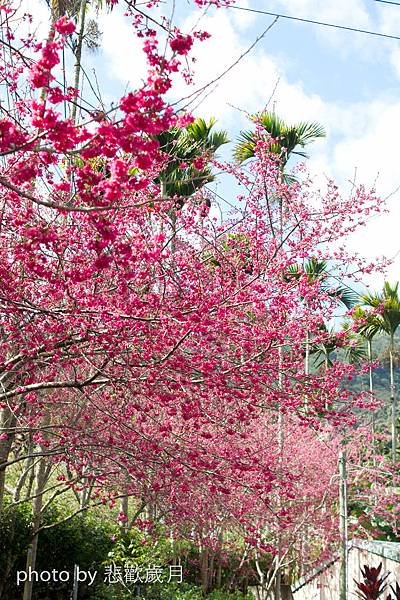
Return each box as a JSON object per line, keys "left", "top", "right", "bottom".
{"left": 264, "top": 0, "right": 372, "bottom": 40}
{"left": 261, "top": 0, "right": 372, "bottom": 35}
{"left": 326, "top": 100, "right": 400, "bottom": 283}
{"left": 168, "top": 7, "right": 400, "bottom": 284}
{"left": 169, "top": 10, "right": 328, "bottom": 130}
{"left": 379, "top": 5, "right": 400, "bottom": 80}
{"left": 249, "top": 0, "right": 386, "bottom": 61}
{"left": 97, "top": 8, "right": 147, "bottom": 89}
{"left": 376, "top": 2, "right": 400, "bottom": 35}
{"left": 15, "top": 1, "right": 50, "bottom": 51}
{"left": 229, "top": 0, "right": 257, "bottom": 30}
{"left": 267, "top": 0, "right": 370, "bottom": 24}
{"left": 23, "top": 0, "right": 396, "bottom": 286}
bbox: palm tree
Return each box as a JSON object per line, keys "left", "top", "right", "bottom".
{"left": 286, "top": 257, "right": 358, "bottom": 310}
{"left": 156, "top": 117, "right": 229, "bottom": 201}
{"left": 352, "top": 305, "right": 381, "bottom": 440}
{"left": 155, "top": 118, "right": 228, "bottom": 254}
{"left": 234, "top": 112, "right": 325, "bottom": 250}
{"left": 234, "top": 117, "right": 323, "bottom": 599}
{"left": 46, "top": 0, "right": 108, "bottom": 123}
{"left": 285, "top": 258, "right": 358, "bottom": 375}
{"left": 310, "top": 322, "right": 366, "bottom": 372}
{"left": 234, "top": 111, "right": 326, "bottom": 168}
{"left": 359, "top": 282, "right": 400, "bottom": 462}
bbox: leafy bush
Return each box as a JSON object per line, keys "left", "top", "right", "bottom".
{"left": 0, "top": 503, "right": 32, "bottom": 596}
{"left": 105, "top": 526, "right": 173, "bottom": 567}
{"left": 0, "top": 506, "right": 254, "bottom": 599}
{"left": 0, "top": 505, "right": 116, "bottom": 599}
{"left": 95, "top": 581, "right": 254, "bottom": 599}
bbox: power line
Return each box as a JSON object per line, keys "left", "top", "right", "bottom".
{"left": 373, "top": 0, "right": 400, "bottom": 6}
{"left": 226, "top": 5, "right": 400, "bottom": 42}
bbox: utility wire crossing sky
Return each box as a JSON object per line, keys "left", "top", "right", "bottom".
{"left": 227, "top": 4, "right": 400, "bottom": 42}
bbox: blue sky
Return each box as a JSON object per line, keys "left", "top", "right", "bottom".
{"left": 29, "top": 0, "right": 400, "bottom": 287}
{"left": 238, "top": 1, "right": 399, "bottom": 106}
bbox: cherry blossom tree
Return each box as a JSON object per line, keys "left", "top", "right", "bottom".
{"left": 0, "top": 1, "right": 393, "bottom": 598}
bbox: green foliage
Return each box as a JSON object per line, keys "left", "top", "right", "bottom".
{"left": 206, "top": 590, "right": 254, "bottom": 600}
{"left": 234, "top": 111, "right": 325, "bottom": 164}
{"left": 95, "top": 582, "right": 196, "bottom": 600}
{"left": 359, "top": 282, "right": 400, "bottom": 341}
{"left": 105, "top": 527, "right": 172, "bottom": 567}
{"left": 0, "top": 502, "right": 32, "bottom": 588}
{"left": 95, "top": 581, "right": 254, "bottom": 600}
{"left": 156, "top": 117, "right": 229, "bottom": 200}
{"left": 0, "top": 504, "right": 116, "bottom": 599}
{"left": 0, "top": 504, "right": 253, "bottom": 599}
{"left": 37, "top": 510, "right": 115, "bottom": 572}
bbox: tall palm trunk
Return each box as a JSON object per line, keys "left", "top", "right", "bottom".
{"left": 367, "top": 338, "right": 378, "bottom": 477}
{"left": 367, "top": 339, "right": 373, "bottom": 398}
{"left": 339, "top": 450, "right": 348, "bottom": 600}
{"left": 274, "top": 174, "right": 285, "bottom": 599}
{"left": 390, "top": 333, "right": 397, "bottom": 462}
{"left": 367, "top": 338, "right": 377, "bottom": 448}
{"left": 275, "top": 345, "right": 284, "bottom": 600}
{"left": 71, "top": 0, "right": 88, "bottom": 124}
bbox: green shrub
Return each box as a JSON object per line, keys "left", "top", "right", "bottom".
{"left": 0, "top": 506, "right": 254, "bottom": 599}
{"left": 0, "top": 503, "right": 32, "bottom": 597}
{"left": 0, "top": 505, "right": 116, "bottom": 599}
{"left": 95, "top": 581, "right": 254, "bottom": 599}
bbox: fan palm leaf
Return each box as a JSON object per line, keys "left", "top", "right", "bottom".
{"left": 286, "top": 258, "right": 358, "bottom": 309}
{"left": 361, "top": 282, "right": 400, "bottom": 338}
{"left": 156, "top": 117, "right": 229, "bottom": 200}
{"left": 359, "top": 281, "right": 400, "bottom": 461}
{"left": 234, "top": 111, "right": 326, "bottom": 164}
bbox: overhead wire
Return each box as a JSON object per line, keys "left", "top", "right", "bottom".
{"left": 226, "top": 5, "right": 400, "bottom": 42}
{"left": 373, "top": 0, "right": 400, "bottom": 6}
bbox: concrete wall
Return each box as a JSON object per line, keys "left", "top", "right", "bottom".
{"left": 293, "top": 543, "right": 400, "bottom": 600}
{"left": 292, "top": 559, "right": 340, "bottom": 600}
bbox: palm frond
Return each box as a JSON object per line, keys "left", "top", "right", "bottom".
{"left": 361, "top": 281, "right": 400, "bottom": 337}
{"left": 282, "top": 172, "right": 299, "bottom": 185}
{"left": 233, "top": 131, "right": 258, "bottom": 163}
{"left": 328, "top": 284, "right": 359, "bottom": 309}
{"left": 289, "top": 121, "right": 326, "bottom": 145}
{"left": 304, "top": 258, "right": 328, "bottom": 280}
{"left": 164, "top": 166, "right": 214, "bottom": 198}
{"left": 285, "top": 259, "right": 357, "bottom": 308}
{"left": 184, "top": 118, "right": 229, "bottom": 152}
{"left": 156, "top": 117, "right": 228, "bottom": 199}
{"left": 343, "top": 332, "right": 368, "bottom": 365}
{"left": 234, "top": 111, "right": 325, "bottom": 164}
